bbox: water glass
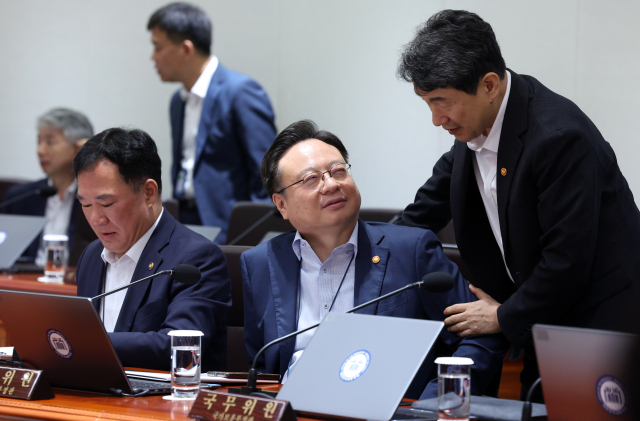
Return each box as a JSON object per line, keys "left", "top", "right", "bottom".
{"left": 436, "top": 357, "right": 473, "bottom": 421}
{"left": 168, "top": 330, "right": 203, "bottom": 399}
{"left": 43, "top": 234, "right": 68, "bottom": 281}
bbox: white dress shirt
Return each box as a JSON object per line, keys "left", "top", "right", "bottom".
{"left": 175, "top": 56, "right": 219, "bottom": 199}
{"left": 283, "top": 224, "right": 359, "bottom": 382}
{"left": 35, "top": 179, "right": 77, "bottom": 266}
{"left": 466, "top": 70, "right": 513, "bottom": 281}
{"left": 100, "top": 208, "right": 164, "bottom": 332}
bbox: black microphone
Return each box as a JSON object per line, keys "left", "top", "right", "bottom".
{"left": 90, "top": 264, "right": 201, "bottom": 301}
{"left": 0, "top": 186, "right": 58, "bottom": 209}
{"left": 234, "top": 271, "right": 455, "bottom": 396}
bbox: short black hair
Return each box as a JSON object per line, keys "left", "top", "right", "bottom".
{"left": 147, "top": 2, "right": 212, "bottom": 56}
{"left": 261, "top": 120, "right": 349, "bottom": 198}
{"left": 74, "top": 128, "right": 163, "bottom": 195}
{"left": 398, "top": 10, "right": 506, "bottom": 95}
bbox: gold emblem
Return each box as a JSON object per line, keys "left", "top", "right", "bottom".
{"left": 501, "top": 168, "right": 507, "bottom": 176}
{"left": 372, "top": 256, "right": 381, "bottom": 264}
{"left": 148, "top": 262, "right": 154, "bottom": 270}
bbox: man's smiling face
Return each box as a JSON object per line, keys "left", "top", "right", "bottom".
{"left": 273, "top": 139, "right": 361, "bottom": 237}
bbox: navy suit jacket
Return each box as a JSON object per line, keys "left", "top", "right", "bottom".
{"left": 397, "top": 71, "right": 640, "bottom": 348}
{"left": 241, "top": 220, "right": 508, "bottom": 399}
{"left": 76, "top": 210, "right": 231, "bottom": 371}
{"left": 170, "top": 63, "right": 276, "bottom": 244}
{"left": 1, "top": 178, "right": 95, "bottom": 265}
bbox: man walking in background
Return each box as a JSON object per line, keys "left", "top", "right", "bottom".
{"left": 148, "top": 2, "right": 277, "bottom": 244}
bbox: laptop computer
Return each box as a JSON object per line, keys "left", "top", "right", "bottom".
{"left": 0, "top": 214, "right": 47, "bottom": 269}
{"left": 185, "top": 224, "right": 222, "bottom": 242}
{"left": 0, "top": 289, "right": 171, "bottom": 395}
{"left": 276, "top": 312, "right": 444, "bottom": 420}
{"left": 533, "top": 324, "right": 637, "bottom": 421}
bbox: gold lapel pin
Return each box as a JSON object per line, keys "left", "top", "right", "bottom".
{"left": 501, "top": 168, "right": 507, "bottom": 176}
{"left": 372, "top": 256, "right": 381, "bottom": 264}
{"left": 148, "top": 262, "right": 154, "bottom": 270}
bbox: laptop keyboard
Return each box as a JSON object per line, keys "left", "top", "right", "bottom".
{"left": 130, "top": 379, "right": 171, "bottom": 392}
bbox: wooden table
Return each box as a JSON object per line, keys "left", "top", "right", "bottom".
{"left": 0, "top": 385, "right": 283, "bottom": 421}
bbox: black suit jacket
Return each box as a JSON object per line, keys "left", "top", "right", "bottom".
{"left": 397, "top": 71, "right": 640, "bottom": 348}
{"left": 1, "top": 178, "right": 96, "bottom": 265}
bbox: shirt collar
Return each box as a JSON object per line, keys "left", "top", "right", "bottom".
{"left": 46, "top": 178, "right": 78, "bottom": 201}
{"left": 466, "top": 70, "right": 512, "bottom": 154}
{"left": 100, "top": 208, "right": 164, "bottom": 266}
{"left": 179, "top": 56, "right": 219, "bottom": 101}
{"left": 292, "top": 222, "right": 359, "bottom": 261}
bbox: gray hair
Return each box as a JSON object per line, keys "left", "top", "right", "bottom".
{"left": 37, "top": 108, "right": 94, "bottom": 144}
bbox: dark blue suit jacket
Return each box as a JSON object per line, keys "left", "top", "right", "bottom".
{"left": 1, "top": 178, "right": 94, "bottom": 264}
{"left": 170, "top": 63, "right": 276, "bottom": 244}
{"left": 241, "top": 220, "right": 508, "bottom": 399}
{"left": 76, "top": 210, "right": 231, "bottom": 371}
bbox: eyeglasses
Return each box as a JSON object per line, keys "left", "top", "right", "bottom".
{"left": 275, "top": 163, "right": 352, "bottom": 194}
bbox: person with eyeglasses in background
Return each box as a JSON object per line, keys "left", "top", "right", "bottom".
{"left": 240, "top": 120, "right": 509, "bottom": 399}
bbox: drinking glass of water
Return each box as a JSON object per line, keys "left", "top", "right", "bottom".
{"left": 43, "top": 234, "right": 68, "bottom": 282}
{"left": 168, "top": 330, "right": 203, "bottom": 399}
{"left": 435, "top": 357, "right": 474, "bottom": 421}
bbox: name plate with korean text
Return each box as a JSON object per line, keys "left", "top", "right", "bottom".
{"left": 190, "top": 390, "right": 296, "bottom": 421}
{"left": 0, "top": 367, "right": 54, "bottom": 400}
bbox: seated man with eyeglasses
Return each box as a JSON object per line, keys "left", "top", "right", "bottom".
{"left": 241, "top": 120, "right": 509, "bottom": 399}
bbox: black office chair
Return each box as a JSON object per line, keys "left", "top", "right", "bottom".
{"left": 359, "top": 208, "right": 403, "bottom": 223}
{"left": 0, "top": 177, "right": 30, "bottom": 203}
{"left": 226, "top": 202, "right": 293, "bottom": 246}
{"left": 162, "top": 198, "right": 180, "bottom": 221}
{"left": 219, "top": 245, "right": 252, "bottom": 371}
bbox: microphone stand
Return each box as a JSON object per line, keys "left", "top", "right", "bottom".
{"left": 0, "top": 188, "right": 53, "bottom": 209}
{"left": 231, "top": 281, "right": 425, "bottom": 396}
{"left": 90, "top": 270, "right": 173, "bottom": 301}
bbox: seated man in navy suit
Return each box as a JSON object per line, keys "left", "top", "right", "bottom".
{"left": 241, "top": 120, "right": 509, "bottom": 399}
{"left": 1, "top": 108, "right": 97, "bottom": 265}
{"left": 74, "top": 128, "right": 231, "bottom": 371}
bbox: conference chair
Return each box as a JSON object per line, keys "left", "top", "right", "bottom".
{"left": 219, "top": 245, "right": 252, "bottom": 371}
{"left": 0, "top": 177, "right": 29, "bottom": 202}
{"left": 162, "top": 198, "right": 180, "bottom": 221}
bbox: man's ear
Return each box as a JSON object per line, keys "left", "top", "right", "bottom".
{"left": 272, "top": 193, "right": 289, "bottom": 220}
{"left": 181, "top": 39, "right": 196, "bottom": 59}
{"left": 481, "top": 72, "right": 502, "bottom": 101}
{"left": 143, "top": 179, "right": 159, "bottom": 207}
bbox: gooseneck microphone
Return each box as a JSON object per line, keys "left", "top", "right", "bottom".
{"left": 90, "top": 264, "right": 201, "bottom": 301}
{"left": 0, "top": 186, "right": 58, "bottom": 209}
{"left": 237, "top": 272, "right": 455, "bottom": 396}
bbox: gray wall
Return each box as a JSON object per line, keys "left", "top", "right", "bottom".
{"left": 1, "top": 0, "right": 638, "bottom": 209}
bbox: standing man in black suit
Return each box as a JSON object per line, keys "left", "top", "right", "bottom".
{"left": 395, "top": 10, "right": 640, "bottom": 400}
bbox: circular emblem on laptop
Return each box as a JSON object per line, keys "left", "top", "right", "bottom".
{"left": 46, "top": 329, "right": 73, "bottom": 359}
{"left": 339, "top": 350, "right": 371, "bottom": 382}
{"left": 596, "top": 375, "right": 627, "bottom": 416}
{"left": 0, "top": 232, "right": 6, "bottom": 245}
